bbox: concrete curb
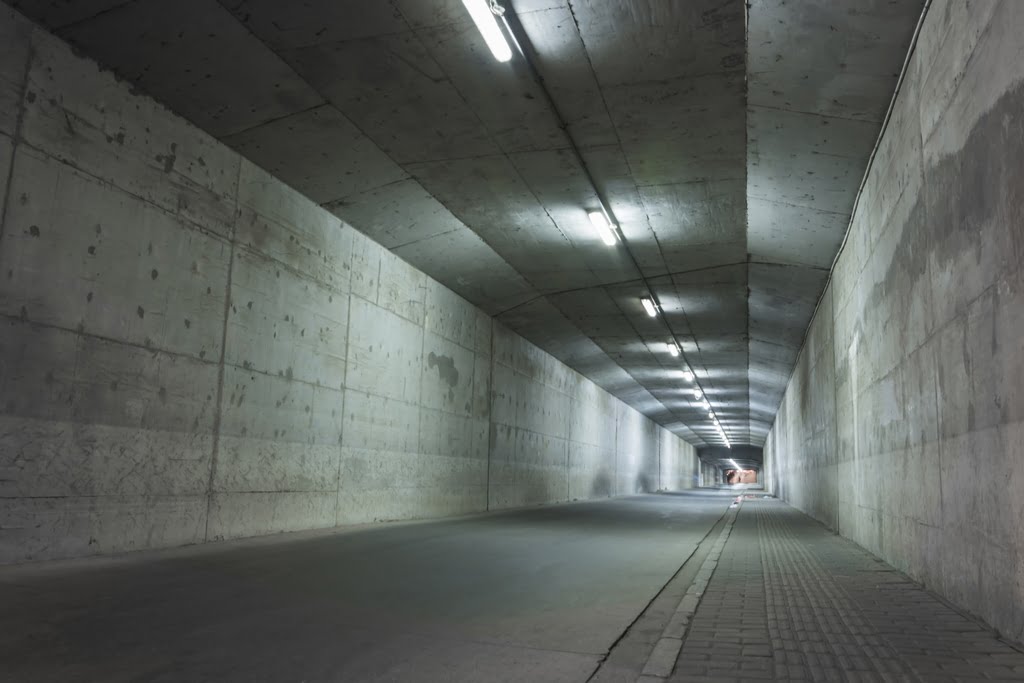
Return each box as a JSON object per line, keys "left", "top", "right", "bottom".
{"left": 638, "top": 502, "right": 740, "bottom": 680}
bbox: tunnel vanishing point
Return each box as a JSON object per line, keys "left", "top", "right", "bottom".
{"left": 1, "top": 1, "right": 1024, "bottom": 681}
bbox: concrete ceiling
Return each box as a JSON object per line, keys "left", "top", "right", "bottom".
{"left": 6, "top": 0, "right": 924, "bottom": 449}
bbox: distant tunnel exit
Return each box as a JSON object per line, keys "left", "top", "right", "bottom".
{"left": 725, "top": 469, "right": 758, "bottom": 484}
{"left": 698, "top": 446, "right": 764, "bottom": 487}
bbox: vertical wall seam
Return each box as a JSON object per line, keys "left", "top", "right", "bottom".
{"left": 828, "top": 289, "right": 841, "bottom": 533}
{"left": 612, "top": 405, "right": 617, "bottom": 497}
{"left": 334, "top": 250, "right": 354, "bottom": 527}
{"left": 415, "top": 280, "right": 427, "bottom": 507}
{"left": 657, "top": 432, "right": 662, "bottom": 492}
{"left": 202, "top": 160, "right": 241, "bottom": 542}
{"left": 485, "top": 318, "right": 494, "bottom": 511}
{"left": 0, "top": 34, "right": 34, "bottom": 247}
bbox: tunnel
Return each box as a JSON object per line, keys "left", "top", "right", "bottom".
{"left": 1, "top": 1, "right": 1023, "bottom": 681}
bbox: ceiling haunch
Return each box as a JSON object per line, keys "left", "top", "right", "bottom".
{"left": 6, "top": 0, "right": 924, "bottom": 448}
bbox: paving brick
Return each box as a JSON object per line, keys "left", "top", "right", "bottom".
{"left": 666, "top": 501, "right": 1024, "bottom": 682}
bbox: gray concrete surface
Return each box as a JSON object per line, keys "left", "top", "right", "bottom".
{"left": 668, "top": 499, "right": 1024, "bottom": 682}
{"left": 764, "top": 0, "right": 1024, "bottom": 646}
{"left": 3, "top": 0, "right": 1024, "bottom": 666}
{"left": 0, "top": 5, "right": 698, "bottom": 564}
{"left": 0, "top": 492, "right": 732, "bottom": 683}
{"left": 1, "top": 0, "right": 924, "bottom": 449}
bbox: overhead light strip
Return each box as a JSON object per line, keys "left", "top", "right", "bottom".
{"left": 462, "top": 0, "right": 513, "bottom": 62}
{"left": 492, "top": 3, "right": 725, "bottom": 448}
{"left": 588, "top": 210, "right": 617, "bottom": 246}
{"left": 640, "top": 298, "right": 658, "bottom": 317}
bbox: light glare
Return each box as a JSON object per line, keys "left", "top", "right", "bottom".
{"left": 588, "top": 211, "right": 616, "bottom": 246}
{"left": 462, "top": 0, "right": 513, "bottom": 62}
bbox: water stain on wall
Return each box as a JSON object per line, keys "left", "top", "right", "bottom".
{"left": 427, "top": 352, "right": 459, "bottom": 388}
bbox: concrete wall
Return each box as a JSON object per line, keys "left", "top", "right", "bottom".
{"left": 764, "top": 0, "right": 1024, "bottom": 643}
{"left": 699, "top": 461, "right": 718, "bottom": 487}
{"left": 489, "top": 323, "right": 693, "bottom": 508}
{"left": 0, "top": 7, "right": 698, "bottom": 564}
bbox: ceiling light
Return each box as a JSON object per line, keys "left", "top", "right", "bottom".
{"left": 691, "top": 388, "right": 701, "bottom": 399}
{"left": 641, "top": 298, "right": 657, "bottom": 317}
{"left": 682, "top": 369, "right": 693, "bottom": 382}
{"left": 708, "top": 410, "right": 714, "bottom": 418}
{"left": 462, "top": 0, "right": 512, "bottom": 62}
{"left": 587, "top": 211, "right": 617, "bottom": 246}
{"left": 667, "top": 342, "right": 679, "bottom": 357}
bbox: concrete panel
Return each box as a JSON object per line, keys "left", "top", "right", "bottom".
{"left": 342, "top": 391, "right": 420, "bottom": 455}
{"left": 421, "top": 331, "right": 476, "bottom": 418}
{"left": 415, "top": 19, "right": 565, "bottom": 154}
{"left": 20, "top": 28, "right": 240, "bottom": 237}
{"left": 223, "top": 105, "right": 407, "bottom": 205}
{"left": 207, "top": 491, "right": 336, "bottom": 541}
{"left": 0, "top": 322, "right": 216, "bottom": 562}
{"left": 337, "top": 448, "right": 487, "bottom": 523}
{"left": 512, "top": 5, "right": 618, "bottom": 148}
{"left": 0, "top": 494, "right": 207, "bottom": 562}
{"left": 0, "top": 132, "right": 13, "bottom": 242}
{"left": 0, "top": 147, "right": 230, "bottom": 359}
{"left": 349, "top": 229, "right": 382, "bottom": 304}
{"left": 222, "top": 0, "right": 407, "bottom": 49}
{"left": 0, "top": 324, "right": 216, "bottom": 499}
{"left": 568, "top": 441, "right": 615, "bottom": 500}
{"left": 0, "top": 5, "right": 30, "bottom": 136}
{"left": 747, "top": 0, "right": 920, "bottom": 120}
{"left": 406, "top": 153, "right": 600, "bottom": 291}
{"left": 326, "top": 178, "right": 465, "bottom": 251}
{"left": 916, "top": 0, "right": 1009, "bottom": 152}
{"left": 6, "top": 0, "right": 135, "bottom": 29}
{"left": 57, "top": 0, "right": 325, "bottom": 137}
{"left": 0, "top": 6, "right": 720, "bottom": 566}
{"left": 345, "top": 297, "right": 422, "bottom": 404}
{"left": 225, "top": 247, "right": 348, "bottom": 388}
{"left": 424, "top": 278, "right": 482, "bottom": 352}
{"left": 747, "top": 197, "right": 848, "bottom": 269}
{"left": 488, "top": 427, "right": 569, "bottom": 509}
{"left": 392, "top": 225, "right": 539, "bottom": 315}
{"left": 284, "top": 31, "right": 496, "bottom": 164}
{"left": 766, "top": 0, "right": 1024, "bottom": 646}
{"left": 235, "top": 160, "right": 353, "bottom": 290}
{"left": 377, "top": 249, "right": 426, "bottom": 326}
{"left": 419, "top": 408, "right": 487, "bottom": 463}
{"left": 214, "top": 365, "right": 342, "bottom": 492}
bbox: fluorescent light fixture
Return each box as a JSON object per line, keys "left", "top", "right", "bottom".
{"left": 682, "top": 369, "right": 693, "bottom": 382}
{"left": 587, "top": 211, "right": 617, "bottom": 246}
{"left": 641, "top": 298, "right": 657, "bottom": 317}
{"left": 462, "top": 0, "right": 512, "bottom": 62}
{"left": 667, "top": 342, "right": 679, "bottom": 357}
{"left": 691, "top": 388, "right": 701, "bottom": 399}
{"left": 708, "top": 410, "right": 714, "bottom": 418}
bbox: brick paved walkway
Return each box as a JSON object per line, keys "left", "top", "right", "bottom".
{"left": 666, "top": 499, "right": 1024, "bottom": 682}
